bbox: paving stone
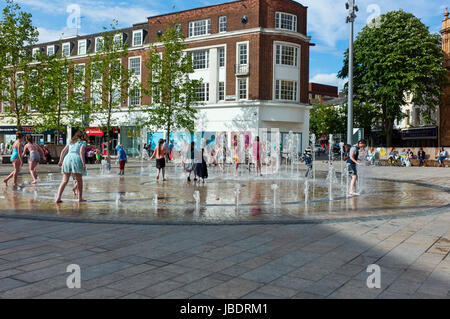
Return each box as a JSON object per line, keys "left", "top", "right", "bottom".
{"left": 156, "top": 289, "right": 195, "bottom": 299}
{"left": 220, "top": 265, "right": 252, "bottom": 277}
{"left": 0, "top": 278, "right": 27, "bottom": 292}
{"left": 136, "top": 280, "right": 185, "bottom": 298}
{"left": 82, "top": 260, "right": 134, "bottom": 281}
{"left": 117, "top": 255, "right": 150, "bottom": 265}
{"left": 270, "top": 276, "right": 315, "bottom": 291}
{"left": 203, "top": 278, "right": 262, "bottom": 299}
{"left": 256, "top": 285, "right": 297, "bottom": 298}
{"left": 240, "top": 262, "right": 295, "bottom": 283}
{"left": 71, "top": 287, "right": 126, "bottom": 299}
{"left": 183, "top": 277, "right": 225, "bottom": 294}
{"left": 172, "top": 269, "right": 211, "bottom": 284}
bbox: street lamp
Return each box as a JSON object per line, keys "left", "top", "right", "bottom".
{"left": 346, "top": 0, "right": 358, "bottom": 145}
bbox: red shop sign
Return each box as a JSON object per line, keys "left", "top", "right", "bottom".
{"left": 85, "top": 127, "right": 104, "bottom": 136}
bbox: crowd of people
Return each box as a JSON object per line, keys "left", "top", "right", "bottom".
{"left": 2, "top": 130, "right": 449, "bottom": 202}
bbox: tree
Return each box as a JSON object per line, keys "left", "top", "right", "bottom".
{"left": 309, "top": 102, "right": 345, "bottom": 137}
{"left": 0, "top": 0, "right": 39, "bottom": 129}
{"left": 338, "top": 10, "right": 448, "bottom": 146}
{"left": 90, "top": 20, "right": 139, "bottom": 143}
{"left": 34, "top": 45, "right": 72, "bottom": 144}
{"left": 340, "top": 100, "right": 381, "bottom": 143}
{"left": 142, "top": 22, "right": 201, "bottom": 142}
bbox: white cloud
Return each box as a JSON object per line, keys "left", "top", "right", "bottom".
{"left": 17, "top": 0, "right": 159, "bottom": 28}
{"left": 310, "top": 73, "right": 347, "bottom": 91}
{"left": 299, "top": 0, "right": 445, "bottom": 50}
{"left": 37, "top": 26, "right": 76, "bottom": 43}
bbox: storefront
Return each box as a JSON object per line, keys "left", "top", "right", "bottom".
{"left": 120, "top": 126, "right": 141, "bottom": 157}
{"left": 0, "top": 125, "right": 66, "bottom": 145}
{"left": 82, "top": 127, "right": 120, "bottom": 155}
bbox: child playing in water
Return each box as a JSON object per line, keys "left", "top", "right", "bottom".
{"left": 3, "top": 132, "right": 24, "bottom": 188}
{"left": 116, "top": 144, "right": 127, "bottom": 176}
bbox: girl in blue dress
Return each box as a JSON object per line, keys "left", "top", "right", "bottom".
{"left": 55, "top": 131, "right": 87, "bottom": 203}
{"left": 3, "top": 132, "right": 24, "bottom": 188}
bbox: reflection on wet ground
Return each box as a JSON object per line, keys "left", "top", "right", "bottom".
{"left": 1, "top": 166, "right": 449, "bottom": 224}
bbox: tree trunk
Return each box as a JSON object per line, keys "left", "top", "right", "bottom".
{"left": 385, "top": 119, "right": 394, "bottom": 147}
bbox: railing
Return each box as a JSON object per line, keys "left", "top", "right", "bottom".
{"left": 235, "top": 64, "right": 250, "bottom": 76}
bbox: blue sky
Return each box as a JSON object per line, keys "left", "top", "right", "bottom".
{"left": 6, "top": 0, "right": 448, "bottom": 91}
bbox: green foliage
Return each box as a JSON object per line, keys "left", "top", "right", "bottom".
{"left": 309, "top": 102, "right": 345, "bottom": 136}
{"left": 338, "top": 10, "right": 448, "bottom": 146}
{"left": 32, "top": 47, "right": 72, "bottom": 143}
{"left": 0, "top": 0, "right": 39, "bottom": 128}
{"left": 142, "top": 21, "right": 201, "bottom": 140}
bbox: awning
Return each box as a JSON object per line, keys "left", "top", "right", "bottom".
{"left": 85, "top": 127, "right": 104, "bottom": 137}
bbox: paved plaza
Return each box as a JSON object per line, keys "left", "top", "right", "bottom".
{"left": 0, "top": 163, "right": 449, "bottom": 299}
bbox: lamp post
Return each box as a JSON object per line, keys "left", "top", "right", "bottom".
{"left": 346, "top": 0, "right": 358, "bottom": 145}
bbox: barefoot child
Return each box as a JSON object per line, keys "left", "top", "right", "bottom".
{"left": 150, "top": 139, "right": 167, "bottom": 181}
{"left": 116, "top": 144, "right": 127, "bottom": 176}
{"left": 22, "top": 135, "right": 45, "bottom": 184}
{"left": 3, "top": 132, "right": 24, "bottom": 188}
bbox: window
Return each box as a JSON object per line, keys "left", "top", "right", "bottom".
{"left": 218, "top": 47, "right": 225, "bottom": 67}
{"left": 275, "top": 80, "right": 297, "bottom": 101}
{"left": 275, "top": 44, "right": 298, "bottom": 67}
{"left": 238, "top": 79, "right": 247, "bottom": 100}
{"left": 219, "top": 16, "right": 227, "bottom": 33}
{"left": 62, "top": 43, "right": 71, "bottom": 57}
{"left": 175, "top": 24, "right": 182, "bottom": 33}
{"left": 95, "top": 37, "right": 104, "bottom": 52}
{"left": 47, "top": 45, "right": 55, "bottom": 56}
{"left": 129, "top": 87, "right": 141, "bottom": 106}
{"left": 133, "top": 30, "right": 143, "bottom": 47}
{"left": 275, "top": 12, "right": 297, "bottom": 32}
{"left": 195, "top": 83, "right": 209, "bottom": 102}
{"left": 114, "top": 34, "right": 123, "bottom": 47}
{"left": 129, "top": 57, "right": 141, "bottom": 76}
{"left": 78, "top": 40, "right": 87, "bottom": 55}
{"left": 74, "top": 64, "right": 85, "bottom": 95}
{"left": 192, "top": 50, "right": 209, "bottom": 69}
{"left": 91, "top": 63, "right": 102, "bottom": 82}
{"left": 32, "top": 48, "right": 40, "bottom": 60}
{"left": 218, "top": 82, "right": 225, "bottom": 101}
{"left": 238, "top": 43, "right": 248, "bottom": 65}
{"left": 188, "top": 19, "right": 211, "bottom": 37}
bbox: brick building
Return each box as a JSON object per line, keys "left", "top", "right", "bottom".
{"left": 441, "top": 8, "right": 450, "bottom": 147}
{"left": 308, "top": 83, "right": 338, "bottom": 104}
{"left": 0, "top": 0, "right": 312, "bottom": 153}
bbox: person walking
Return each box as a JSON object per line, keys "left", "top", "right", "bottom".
{"left": 347, "top": 139, "right": 367, "bottom": 196}
{"left": 116, "top": 144, "right": 127, "bottom": 175}
{"left": 22, "top": 135, "right": 45, "bottom": 184}
{"left": 195, "top": 148, "right": 208, "bottom": 183}
{"left": 185, "top": 141, "right": 197, "bottom": 182}
{"left": 3, "top": 132, "right": 25, "bottom": 188}
{"left": 55, "top": 131, "right": 87, "bottom": 203}
{"left": 150, "top": 138, "right": 167, "bottom": 181}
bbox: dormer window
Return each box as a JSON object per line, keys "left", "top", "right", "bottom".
{"left": 32, "top": 48, "right": 40, "bottom": 59}
{"left": 95, "top": 37, "right": 104, "bottom": 53}
{"left": 219, "top": 16, "right": 227, "bottom": 33}
{"left": 132, "top": 30, "right": 143, "bottom": 47}
{"left": 114, "top": 33, "right": 123, "bottom": 47}
{"left": 275, "top": 12, "right": 297, "bottom": 32}
{"left": 78, "top": 39, "right": 87, "bottom": 55}
{"left": 188, "top": 19, "right": 211, "bottom": 37}
{"left": 47, "top": 45, "right": 55, "bottom": 56}
{"left": 62, "top": 43, "right": 71, "bottom": 57}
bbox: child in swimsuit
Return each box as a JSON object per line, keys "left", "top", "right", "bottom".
{"left": 22, "top": 135, "right": 45, "bottom": 184}
{"left": 3, "top": 132, "right": 25, "bottom": 188}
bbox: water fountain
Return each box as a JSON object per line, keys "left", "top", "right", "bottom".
{"left": 271, "top": 184, "right": 279, "bottom": 209}
{"left": 304, "top": 178, "right": 309, "bottom": 204}
{"left": 235, "top": 183, "right": 241, "bottom": 209}
{"left": 339, "top": 141, "right": 345, "bottom": 187}
{"left": 47, "top": 173, "right": 53, "bottom": 182}
{"left": 153, "top": 194, "right": 158, "bottom": 206}
{"left": 310, "top": 133, "right": 316, "bottom": 182}
{"left": 115, "top": 193, "right": 121, "bottom": 208}
{"left": 193, "top": 190, "right": 200, "bottom": 212}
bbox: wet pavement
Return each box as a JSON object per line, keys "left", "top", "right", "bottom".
{"left": 1, "top": 162, "right": 449, "bottom": 224}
